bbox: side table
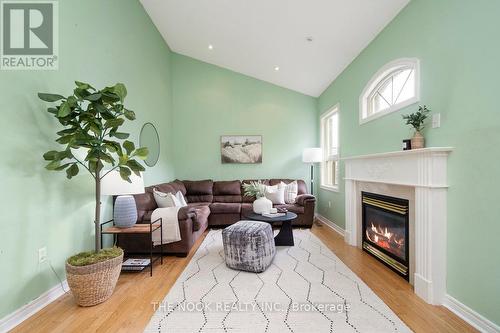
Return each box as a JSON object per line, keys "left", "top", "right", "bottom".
{"left": 100, "top": 219, "right": 163, "bottom": 276}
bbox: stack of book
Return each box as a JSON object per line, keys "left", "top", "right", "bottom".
{"left": 262, "top": 212, "right": 286, "bottom": 218}
{"left": 122, "top": 258, "right": 151, "bottom": 271}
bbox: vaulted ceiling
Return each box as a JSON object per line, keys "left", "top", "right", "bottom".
{"left": 140, "top": 0, "right": 410, "bottom": 97}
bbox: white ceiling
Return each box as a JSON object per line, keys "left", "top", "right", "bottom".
{"left": 140, "top": 0, "right": 410, "bottom": 97}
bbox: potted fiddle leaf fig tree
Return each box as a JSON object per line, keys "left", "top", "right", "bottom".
{"left": 39, "top": 81, "right": 148, "bottom": 306}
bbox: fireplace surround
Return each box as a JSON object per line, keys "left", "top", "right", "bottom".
{"left": 343, "top": 147, "right": 452, "bottom": 305}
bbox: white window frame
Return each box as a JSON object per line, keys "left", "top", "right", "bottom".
{"left": 320, "top": 104, "right": 340, "bottom": 192}
{"left": 359, "top": 58, "right": 420, "bottom": 125}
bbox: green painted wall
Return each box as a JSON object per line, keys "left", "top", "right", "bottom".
{"left": 171, "top": 53, "right": 318, "bottom": 182}
{"left": 317, "top": 0, "right": 500, "bottom": 325}
{"left": 0, "top": 0, "right": 174, "bottom": 318}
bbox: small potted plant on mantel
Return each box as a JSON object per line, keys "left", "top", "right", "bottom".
{"left": 402, "top": 105, "right": 431, "bottom": 149}
{"left": 38, "top": 81, "right": 148, "bottom": 306}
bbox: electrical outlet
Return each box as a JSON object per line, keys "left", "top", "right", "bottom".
{"left": 432, "top": 113, "right": 441, "bottom": 128}
{"left": 328, "top": 201, "right": 332, "bottom": 208}
{"left": 38, "top": 247, "right": 47, "bottom": 263}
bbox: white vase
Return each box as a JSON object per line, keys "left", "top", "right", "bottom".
{"left": 253, "top": 196, "right": 273, "bottom": 214}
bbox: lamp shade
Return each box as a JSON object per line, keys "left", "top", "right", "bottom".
{"left": 302, "top": 148, "right": 323, "bottom": 163}
{"left": 101, "top": 170, "right": 145, "bottom": 196}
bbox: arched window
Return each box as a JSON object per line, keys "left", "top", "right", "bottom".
{"left": 359, "top": 58, "right": 420, "bottom": 124}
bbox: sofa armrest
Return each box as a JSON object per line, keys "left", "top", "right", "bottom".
{"left": 177, "top": 206, "right": 197, "bottom": 221}
{"left": 295, "top": 194, "right": 316, "bottom": 206}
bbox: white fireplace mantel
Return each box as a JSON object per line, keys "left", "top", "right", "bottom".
{"left": 343, "top": 147, "right": 453, "bottom": 305}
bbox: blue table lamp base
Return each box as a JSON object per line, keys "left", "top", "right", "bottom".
{"left": 114, "top": 195, "right": 138, "bottom": 228}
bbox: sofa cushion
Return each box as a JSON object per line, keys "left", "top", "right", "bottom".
{"left": 209, "top": 203, "right": 241, "bottom": 214}
{"left": 183, "top": 179, "right": 214, "bottom": 203}
{"left": 143, "top": 210, "right": 153, "bottom": 222}
{"left": 241, "top": 179, "right": 270, "bottom": 203}
{"left": 171, "top": 180, "right": 187, "bottom": 195}
{"left": 270, "top": 179, "right": 307, "bottom": 195}
{"left": 153, "top": 188, "right": 180, "bottom": 208}
{"left": 274, "top": 204, "right": 305, "bottom": 214}
{"left": 264, "top": 183, "right": 286, "bottom": 204}
{"left": 241, "top": 203, "right": 254, "bottom": 216}
{"left": 133, "top": 189, "right": 157, "bottom": 222}
{"left": 155, "top": 183, "right": 176, "bottom": 194}
{"left": 295, "top": 194, "right": 315, "bottom": 206}
{"left": 191, "top": 205, "right": 210, "bottom": 231}
{"left": 213, "top": 180, "right": 242, "bottom": 203}
{"left": 187, "top": 202, "right": 211, "bottom": 208}
{"left": 281, "top": 181, "right": 298, "bottom": 204}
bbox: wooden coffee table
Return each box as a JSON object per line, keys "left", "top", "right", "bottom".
{"left": 243, "top": 212, "right": 297, "bottom": 246}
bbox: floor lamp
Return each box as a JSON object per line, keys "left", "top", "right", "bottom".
{"left": 302, "top": 148, "right": 323, "bottom": 195}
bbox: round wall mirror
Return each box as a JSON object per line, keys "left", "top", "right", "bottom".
{"left": 140, "top": 122, "right": 160, "bottom": 167}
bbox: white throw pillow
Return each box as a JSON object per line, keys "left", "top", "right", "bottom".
{"left": 153, "top": 188, "right": 180, "bottom": 208}
{"left": 175, "top": 191, "right": 188, "bottom": 207}
{"left": 281, "top": 181, "right": 298, "bottom": 204}
{"left": 264, "top": 184, "right": 285, "bottom": 205}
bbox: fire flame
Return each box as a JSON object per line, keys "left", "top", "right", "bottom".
{"left": 366, "top": 222, "right": 404, "bottom": 252}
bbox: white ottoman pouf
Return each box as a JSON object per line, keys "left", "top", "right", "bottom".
{"left": 222, "top": 220, "right": 276, "bottom": 273}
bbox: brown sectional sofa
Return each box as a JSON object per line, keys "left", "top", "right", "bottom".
{"left": 117, "top": 179, "right": 315, "bottom": 256}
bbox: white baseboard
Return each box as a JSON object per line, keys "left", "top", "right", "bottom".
{"left": 443, "top": 294, "right": 500, "bottom": 333}
{"left": 315, "top": 214, "right": 345, "bottom": 236}
{"left": 0, "top": 280, "right": 68, "bottom": 333}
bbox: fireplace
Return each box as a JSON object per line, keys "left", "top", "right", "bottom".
{"left": 362, "top": 192, "right": 409, "bottom": 280}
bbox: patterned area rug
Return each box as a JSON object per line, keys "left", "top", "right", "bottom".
{"left": 145, "top": 229, "right": 412, "bottom": 333}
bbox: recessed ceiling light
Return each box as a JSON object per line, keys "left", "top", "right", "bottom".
{"left": 274, "top": 66, "right": 280, "bottom": 71}
{"left": 208, "top": 44, "right": 213, "bottom": 50}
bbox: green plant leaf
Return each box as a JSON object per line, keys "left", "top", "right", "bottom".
{"left": 101, "top": 92, "right": 120, "bottom": 103}
{"left": 58, "top": 102, "right": 71, "bottom": 117}
{"left": 104, "top": 118, "right": 125, "bottom": 129}
{"left": 43, "top": 150, "right": 59, "bottom": 161}
{"left": 113, "top": 83, "right": 127, "bottom": 102}
{"left": 132, "top": 147, "right": 149, "bottom": 160}
{"left": 67, "top": 96, "right": 78, "bottom": 107}
{"left": 56, "top": 150, "right": 73, "bottom": 160}
{"left": 56, "top": 128, "right": 76, "bottom": 136}
{"left": 93, "top": 103, "right": 108, "bottom": 115}
{"left": 100, "top": 152, "right": 115, "bottom": 164}
{"left": 89, "top": 124, "right": 102, "bottom": 136}
{"left": 84, "top": 93, "right": 102, "bottom": 102}
{"left": 126, "top": 159, "right": 145, "bottom": 176}
{"left": 104, "top": 143, "right": 117, "bottom": 153}
{"left": 119, "top": 154, "right": 129, "bottom": 165}
{"left": 45, "top": 160, "right": 61, "bottom": 170}
{"left": 124, "top": 109, "right": 135, "bottom": 120}
{"left": 55, "top": 163, "right": 72, "bottom": 171}
{"left": 56, "top": 134, "right": 74, "bottom": 144}
{"left": 38, "top": 93, "right": 65, "bottom": 102}
{"left": 111, "top": 132, "right": 129, "bottom": 139}
{"left": 119, "top": 166, "right": 132, "bottom": 182}
{"left": 123, "top": 140, "right": 135, "bottom": 155}
{"left": 66, "top": 163, "right": 79, "bottom": 179}
{"left": 74, "top": 87, "right": 90, "bottom": 100}
{"left": 75, "top": 81, "right": 94, "bottom": 90}
{"left": 47, "top": 107, "right": 58, "bottom": 114}
{"left": 89, "top": 160, "right": 104, "bottom": 174}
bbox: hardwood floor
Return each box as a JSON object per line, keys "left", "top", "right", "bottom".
{"left": 12, "top": 221, "right": 476, "bottom": 333}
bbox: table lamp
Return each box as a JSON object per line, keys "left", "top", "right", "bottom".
{"left": 302, "top": 148, "right": 323, "bottom": 195}
{"left": 101, "top": 170, "right": 145, "bottom": 228}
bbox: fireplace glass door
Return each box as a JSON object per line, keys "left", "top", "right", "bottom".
{"left": 362, "top": 192, "right": 409, "bottom": 280}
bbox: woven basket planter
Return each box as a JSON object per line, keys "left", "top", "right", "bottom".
{"left": 66, "top": 252, "right": 123, "bottom": 306}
